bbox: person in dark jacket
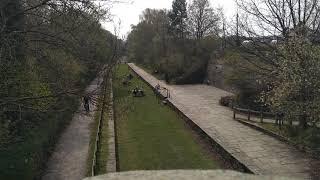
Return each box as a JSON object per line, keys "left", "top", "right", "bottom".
{"left": 83, "top": 94, "right": 91, "bottom": 112}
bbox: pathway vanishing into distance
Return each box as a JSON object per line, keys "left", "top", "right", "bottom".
{"left": 128, "top": 63, "right": 320, "bottom": 179}
{"left": 42, "top": 72, "right": 105, "bottom": 180}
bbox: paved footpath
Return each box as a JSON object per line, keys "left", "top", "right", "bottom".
{"left": 128, "top": 63, "right": 320, "bottom": 179}
{"left": 42, "top": 72, "right": 105, "bottom": 180}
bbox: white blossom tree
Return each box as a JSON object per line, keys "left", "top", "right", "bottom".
{"left": 268, "top": 34, "right": 320, "bottom": 129}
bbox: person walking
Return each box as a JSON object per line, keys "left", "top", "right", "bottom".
{"left": 83, "top": 94, "right": 91, "bottom": 113}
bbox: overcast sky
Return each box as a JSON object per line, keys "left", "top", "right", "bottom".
{"left": 100, "top": 0, "right": 237, "bottom": 37}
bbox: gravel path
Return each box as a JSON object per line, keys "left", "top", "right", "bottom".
{"left": 42, "top": 74, "right": 104, "bottom": 180}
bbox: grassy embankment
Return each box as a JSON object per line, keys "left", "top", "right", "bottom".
{"left": 0, "top": 73, "right": 97, "bottom": 180}
{"left": 113, "top": 64, "right": 220, "bottom": 171}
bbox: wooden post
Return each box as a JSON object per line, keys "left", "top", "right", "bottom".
{"left": 260, "top": 109, "right": 263, "bottom": 123}
{"left": 276, "top": 114, "right": 280, "bottom": 129}
{"left": 279, "top": 115, "right": 282, "bottom": 130}
{"left": 233, "top": 108, "right": 236, "bottom": 119}
{"left": 248, "top": 110, "right": 251, "bottom": 121}
{"left": 279, "top": 120, "right": 282, "bottom": 130}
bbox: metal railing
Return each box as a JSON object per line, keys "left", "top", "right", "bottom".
{"left": 154, "top": 86, "right": 171, "bottom": 99}
{"left": 91, "top": 109, "right": 102, "bottom": 176}
{"left": 232, "top": 106, "right": 285, "bottom": 126}
{"left": 91, "top": 75, "right": 108, "bottom": 176}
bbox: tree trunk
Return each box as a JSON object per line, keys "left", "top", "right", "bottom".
{"left": 299, "top": 113, "right": 308, "bottom": 129}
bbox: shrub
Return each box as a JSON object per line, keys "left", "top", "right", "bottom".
{"left": 174, "top": 56, "right": 208, "bottom": 84}
{"left": 219, "top": 96, "right": 234, "bottom": 107}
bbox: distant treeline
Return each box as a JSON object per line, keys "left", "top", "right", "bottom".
{"left": 126, "top": 0, "right": 221, "bottom": 84}
{"left": 127, "top": 0, "right": 320, "bottom": 154}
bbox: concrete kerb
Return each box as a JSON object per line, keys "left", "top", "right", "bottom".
{"left": 111, "top": 72, "right": 121, "bottom": 172}
{"left": 91, "top": 75, "right": 118, "bottom": 176}
{"left": 106, "top": 78, "right": 117, "bottom": 173}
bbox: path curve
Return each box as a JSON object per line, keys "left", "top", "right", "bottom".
{"left": 128, "top": 63, "right": 319, "bottom": 179}
{"left": 42, "top": 73, "right": 104, "bottom": 180}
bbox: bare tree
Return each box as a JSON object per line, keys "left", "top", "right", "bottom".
{"left": 233, "top": 0, "right": 320, "bottom": 129}
{"left": 228, "top": 0, "right": 320, "bottom": 78}
{"left": 237, "top": 0, "right": 320, "bottom": 39}
{"left": 225, "top": 1, "right": 320, "bottom": 77}
{"left": 187, "top": 0, "right": 220, "bottom": 40}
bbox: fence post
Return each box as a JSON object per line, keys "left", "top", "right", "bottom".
{"left": 275, "top": 114, "right": 280, "bottom": 129}
{"left": 279, "top": 114, "right": 282, "bottom": 130}
{"left": 248, "top": 110, "right": 251, "bottom": 121}
{"left": 260, "top": 109, "right": 263, "bottom": 123}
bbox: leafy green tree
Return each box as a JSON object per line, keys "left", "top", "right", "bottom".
{"left": 0, "top": 0, "right": 27, "bottom": 142}
{"left": 127, "top": 9, "right": 170, "bottom": 66}
{"left": 0, "top": 1, "right": 120, "bottom": 179}
{"left": 168, "top": 0, "right": 187, "bottom": 39}
{"left": 127, "top": 7, "right": 221, "bottom": 84}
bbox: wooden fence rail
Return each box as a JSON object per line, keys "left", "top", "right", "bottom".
{"left": 232, "top": 106, "right": 284, "bottom": 126}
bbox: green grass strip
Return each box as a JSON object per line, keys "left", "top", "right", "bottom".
{"left": 113, "top": 64, "right": 220, "bottom": 171}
